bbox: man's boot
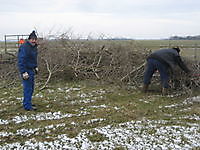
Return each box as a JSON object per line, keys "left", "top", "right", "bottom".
{"left": 142, "top": 84, "right": 149, "bottom": 93}
{"left": 162, "top": 88, "right": 168, "bottom": 95}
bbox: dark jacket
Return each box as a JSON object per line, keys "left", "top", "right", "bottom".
{"left": 17, "top": 41, "right": 38, "bottom": 74}
{"left": 148, "top": 48, "right": 190, "bottom": 73}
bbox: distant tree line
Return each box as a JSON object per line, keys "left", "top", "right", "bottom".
{"left": 169, "top": 35, "right": 200, "bottom": 40}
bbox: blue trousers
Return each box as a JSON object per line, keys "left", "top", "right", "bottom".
{"left": 22, "top": 70, "right": 35, "bottom": 110}
{"left": 143, "top": 59, "right": 169, "bottom": 88}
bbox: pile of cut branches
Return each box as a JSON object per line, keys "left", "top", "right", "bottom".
{"left": 0, "top": 35, "right": 199, "bottom": 94}
{"left": 38, "top": 37, "right": 149, "bottom": 89}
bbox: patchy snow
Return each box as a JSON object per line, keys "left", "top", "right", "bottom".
{"left": 0, "top": 119, "right": 9, "bottom": 125}
{"left": 161, "top": 96, "right": 200, "bottom": 109}
{"left": 65, "top": 87, "right": 81, "bottom": 93}
{"left": 184, "top": 96, "right": 200, "bottom": 103}
{"left": 0, "top": 111, "right": 90, "bottom": 125}
{"left": 164, "top": 103, "right": 181, "bottom": 108}
{"left": 2, "top": 92, "right": 8, "bottom": 95}
{"left": 16, "top": 128, "right": 40, "bottom": 137}
{"left": 34, "top": 93, "right": 44, "bottom": 98}
{"left": 1, "top": 100, "right": 8, "bottom": 104}
{"left": 0, "top": 85, "right": 199, "bottom": 149}
{"left": 113, "top": 106, "right": 120, "bottom": 110}
{"left": 63, "top": 89, "right": 107, "bottom": 105}
{"left": 178, "top": 114, "right": 200, "bottom": 121}
{"left": 0, "top": 131, "right": 13, "bottom": 137}
{"left": 0, "top": 123, "right": 66, "bottom": 139}
{"left": 85, "top": 118, "right": 106, "bottom": 124}
{"left": 45, "top": 123, "right": 66, "bottom": 129}
{"left": 70, "top": 99, "right": 96, "bottom": 104}
{"left": 47, "top": 89, "right": 55, "bottom": 93}
{"left": 16, "top": 97, "right": 23, "bottom": 101}
{"left": 139, "top": 98, "right": 150, "bottom": 103}
{"left": 77, "top": 93, "right": 88, "bottom": 98}
{"left": 71, "top": 121, "right": 78, "bottom": 126}
{"left": 0, "top": 119, "right": 199, "bottom": 149}
{"left": 89, "top": 104, "right": 108, "bottom": 109}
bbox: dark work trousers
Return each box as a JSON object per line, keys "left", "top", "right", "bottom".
{"left": 22, "top": 70, "right": 35, "bottom": 110}
{"left": 143, "top": 58, "right": 169, "bottom": 88}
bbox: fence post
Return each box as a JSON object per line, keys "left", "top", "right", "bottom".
{"left": 4, "top": 35, "right": 7, "bottom": 53}
{"left": 17, "top": 35, "right": 20, "bottom": 48}
{"left": 194, "top": 43, "right": 197, "bottom": 63}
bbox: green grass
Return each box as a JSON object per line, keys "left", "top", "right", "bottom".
{"left": 87, "top": 130, "right": 108, "bottom": 142}
{"left": 136, "top": 40, "right": 200, "bottom": 49}
{"left": 135, "top": 39, "right": 200, "bottom": 61}
{"left": 0, "top": 79, "right": 199, "bottom": 148}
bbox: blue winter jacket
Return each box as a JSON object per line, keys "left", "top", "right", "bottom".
{"left": 17, "top": 41, "right": 38, "bottom": 74}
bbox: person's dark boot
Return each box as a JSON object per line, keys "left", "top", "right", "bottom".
{"left": 142, "top": 84, "right": 149, "bottom": 93}
{"left": 32, "top": 104, "right": 37, "bottom": 110}
{"left": 24, "top": 105, "right": 37, "bottom": 111}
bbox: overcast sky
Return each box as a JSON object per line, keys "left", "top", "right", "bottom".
{"left": 0, "top": 0, "right": 200, "bottom": 40}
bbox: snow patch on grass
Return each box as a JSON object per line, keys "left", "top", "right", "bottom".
{"left": 85, "top": 118, "right": 106, "bottom": 125}
{"left": 0, "top": 111, "right": 90, "bottom": 125}
{"left": 1, "top": 119, "right": 199, "bottom": 149}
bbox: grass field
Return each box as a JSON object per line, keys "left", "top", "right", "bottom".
{"left": 0, "top": 39, "right": 200, "bottom": 149}
{"left": 0, "top": 80, "right": 199, "bottom": 149}
{"left": 136, "top": 39, "right": 200, "bottom": 49}
{"left": 1, "top": 39, "right": 200, "bottom": 57}
{"left": 135, "top": 40, "right": 200, "bottom": 60}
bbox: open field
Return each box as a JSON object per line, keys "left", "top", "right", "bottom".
{"left": 135, "top": 40, "right": 200, "bottom": 60}
{"left": 136, "top": 39, "right": 200, "bottom": 49}
{"left": 0, "top": 80, "right": 200, "bottom": 149}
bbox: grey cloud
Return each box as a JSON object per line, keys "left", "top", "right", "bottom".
{"left": 1, "top": 0, "right": 200, "bottom": 15}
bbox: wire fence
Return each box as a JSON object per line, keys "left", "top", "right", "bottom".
{"left": 4, "top": 34, "right": 29, "bottom": 54}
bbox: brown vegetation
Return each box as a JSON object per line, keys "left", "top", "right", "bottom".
{"left": 0, "top": 35, "right": 199, "bottom": 94}
{"left": 38, "top": 37, "right": 148, "bottom": 87}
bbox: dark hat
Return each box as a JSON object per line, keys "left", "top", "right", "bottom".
{"left": 28, "top": 31, "right": 37, "bottom": 40}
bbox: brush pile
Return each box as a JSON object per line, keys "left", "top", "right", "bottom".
{"left": 0, "top": 36, "right": 199, "bottom": 93}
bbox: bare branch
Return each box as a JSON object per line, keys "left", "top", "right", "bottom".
{"left": 40, "top": 59, "right": 52, "bottom": 90}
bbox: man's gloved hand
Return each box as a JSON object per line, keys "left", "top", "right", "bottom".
{"left": 34, "top": 67, "right": 38, "bottom": 74}
{"left": 22, "top": 72, "right": 29, "bottom": 80}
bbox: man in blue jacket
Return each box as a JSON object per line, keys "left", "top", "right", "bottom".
{"left": 143, "top": 47, "right": 190, "bottom": 95}
{"left": 18, "top": 31, "right": 38, "bottom": 111}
